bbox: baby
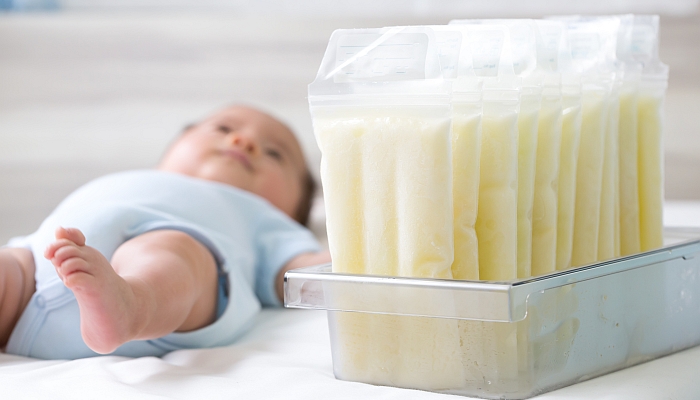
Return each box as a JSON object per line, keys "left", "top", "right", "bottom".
{"left": 0, "top": 105, "right": 330, "bottom": 359}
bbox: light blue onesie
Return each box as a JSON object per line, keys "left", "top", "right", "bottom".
{"left": 4, "top": 170, "right": 320, "bottom": 359}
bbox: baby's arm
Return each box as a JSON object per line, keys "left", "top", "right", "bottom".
{"left": 275, "top": 250, "right": 331, "bottom": 303}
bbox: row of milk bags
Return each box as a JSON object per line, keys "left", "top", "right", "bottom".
{"left": 309, "top": 16, "right": 668, "bottom": 392}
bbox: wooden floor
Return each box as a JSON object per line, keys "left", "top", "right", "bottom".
{"left": 0, "top": 12, "right": 698, "bottom": 244}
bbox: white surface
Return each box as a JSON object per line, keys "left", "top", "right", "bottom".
{"left": 1, "top": 308, "right": 700, "bottom": 400}
{"left": 1, "top": 202, "right": 699, "bottom": 399}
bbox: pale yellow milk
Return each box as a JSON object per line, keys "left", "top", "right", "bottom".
{"left": 470, "top": 103, "right": 519, "bottom": 387}
{"left": 618, "top": 88, "right": 641, "bottom": 256}
{"left": 598, "top": 92, "right": 620, "bottom": 261}
{"left": 470, "top": 94, "right": 520, "bottom": 388}
{"left": 315, "top": 113, "right": 454, "bottom": 277}
{"left": 638, "top": 93, "right": 664, "bottom": 251}
{"left": 454, "top": 99, "right": 520, "bottom": 388}
{"left": 556, "top": 94, "right": 582, "bottom": 270}
{"left": 571, "top": 89, "right": 608, "bottom": 267}
{"left": 516, "top": 92, "right": 541, "bottom": 279}
{"left": 316, "top": 117, "right": 365, "bottom": 274}
{"left": 331, "top": 310, "right": 465, "bottom": 391}
{"left": 531, "top": 92, "right": 563, "bottom": 276}
{"left": 476, "top": 104, "right": 519, "bottom": 280}
{"left": 452, "top": 104, "right": 482, "bottom": 280}
{"left": 313, "top": 110, "right": 463, "bottom": 390}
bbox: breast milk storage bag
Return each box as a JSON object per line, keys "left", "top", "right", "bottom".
{"left": 432, "top": 26, "right": 483, "bottom": 281}
{"left": 450, "top": 24, "right": 520, "bottom": 283}
{"left": 554, "top": 17, "right": 620, "bottom": 266}
{"left": 532, "top": 20, "right": 583, "bottom": 272}
{"left": 631, "top": 15, "right": 668, "bottom": 252}
{"left": 309, "top": 27, "right": 464, "bottom": 390}
{"left": 616, "top": 16, "right": 644, "bottom": 256}
{"left": 309, "top": 27, "right": 453, "bottom": 280}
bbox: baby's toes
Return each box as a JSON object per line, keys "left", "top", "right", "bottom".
{"left": 49, "top": 243, "right": 83, "bottom": 267}
{"left": 54, "top": 226, "right": 86, "bottom": 246}
{"left": 44, "top": 238, "right": 76, "bottom": 260}
{"left": 57, "top": 258, "right": 93, "bottom": 287}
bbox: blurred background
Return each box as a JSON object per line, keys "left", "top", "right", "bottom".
{"left": 1, "top": 0, "right": 699, "bottom": 245}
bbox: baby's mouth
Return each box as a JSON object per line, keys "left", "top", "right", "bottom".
{"left": 221, "top": 149, "right": 254, "bottom": 172}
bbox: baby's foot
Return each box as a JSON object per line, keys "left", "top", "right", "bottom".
{"left": 44, "top": 227, "right": 136, "bottom": 354}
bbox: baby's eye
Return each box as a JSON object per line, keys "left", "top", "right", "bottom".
{"left": 217, "top": 125, "right": 232, "bottom": 134}
{"left": 265, "top": 148, "right": 283, "bottom": 161}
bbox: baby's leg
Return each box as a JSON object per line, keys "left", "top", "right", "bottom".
{"left": 44, "top": 227, "right": 218, "bottom": 354}
{"left": 0, "top": 247, "right": 35, "bottom": 347}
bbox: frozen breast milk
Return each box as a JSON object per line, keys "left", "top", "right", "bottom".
{"left": 433, "top": 26, "right": 483, "bottom": 281}
{"left": 314, "top": 109, "right": 463, "bottom": 392}
{"left": 615, "top": 16, "right": 643, "bottom": 257}
{"left": 637, "top": 92, "right": 664, "bottom": 251}
{"left": 598, "top": 87, "right": 621, "bottom": 261}
{"left": 618, "top": 86, "right": 641, "bottom": 255}
{"left": 556, "top": 91, "right": 582, "bottom": 270}
{"left": 451, "top": 104, "right": 482, "bottom": 280}
{"left": 316, "top": 110, "right": 464, "bottom": 391}
{"left": 571, "top": 89, "right": 608, "bottom": 266}
{"left": 477, "top": 101, "right": 519, "bottom": 280}
{"left": 459, "top": 25, "right": 520, "bottom": 282}
{"left": 634, "top": 15, "right": 668, "bottom": 252}
{"left": 315, "top": 111, "right": 454, "bottom": 278}
{"left": 516, "top": 92, "right": 540, "bottom": 279}
{"left": 330, "top": 311, "right": 465, "bottom": 390}
{"left": 555, "top": 17, "right": 620, "bottom": 267}
{"left": 310, "top": 27, "right": 466, "bottom": 393}
{"left": 532, "top": 90, "right": 563, "bottom": 276}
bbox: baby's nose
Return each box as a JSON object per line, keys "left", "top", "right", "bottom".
{"left": 230, "top": 134, "right": 258, "bottom": 154}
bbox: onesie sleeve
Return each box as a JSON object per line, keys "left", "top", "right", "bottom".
{"left": 4, "top": 234, "right": 34, "bottom": 249}
{"left": 255, "top": 214, "right": 322, "bottom": 307}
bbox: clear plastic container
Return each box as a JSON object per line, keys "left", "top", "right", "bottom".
{"left": 284, "top": 228, "right": 700, "bottom": 399}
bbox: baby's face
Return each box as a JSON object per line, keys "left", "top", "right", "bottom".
{"left": 159, "top": 106, "right": 306, "bottom": 219}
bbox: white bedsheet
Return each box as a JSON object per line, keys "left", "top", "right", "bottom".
{"left": 1, "top": 308, "right": 700, "bottom": 400}
{"left": 2, "top": 201, "right": 700, "bottom": 399}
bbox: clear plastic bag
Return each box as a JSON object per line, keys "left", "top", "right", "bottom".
{"left": 632, "top": 15, "right": 668, "bottom": 251}
{"left": 551, "top": 16, "right": 620, "bottom": 266}
{"left": 309, "top": 27, "right": 454, "bottom": 279}
{"left": 455, "top": 25, "right": 520, "bottom": 281}
{"left": 309, "top": 26, "right": 463, "bottom": 391}
{"left": 610, "top": 15, "right": 643, "bottom": 256}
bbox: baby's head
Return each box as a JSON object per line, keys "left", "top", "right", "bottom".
{"left": 158, "top": 105, "right": 316, "bottom": 226}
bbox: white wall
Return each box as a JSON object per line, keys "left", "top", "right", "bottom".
{"left": 0, "top": 10, "right": 699, "bottom": 244}
{"left": 44, "top": 0, "right": 700, "bottom": 16}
